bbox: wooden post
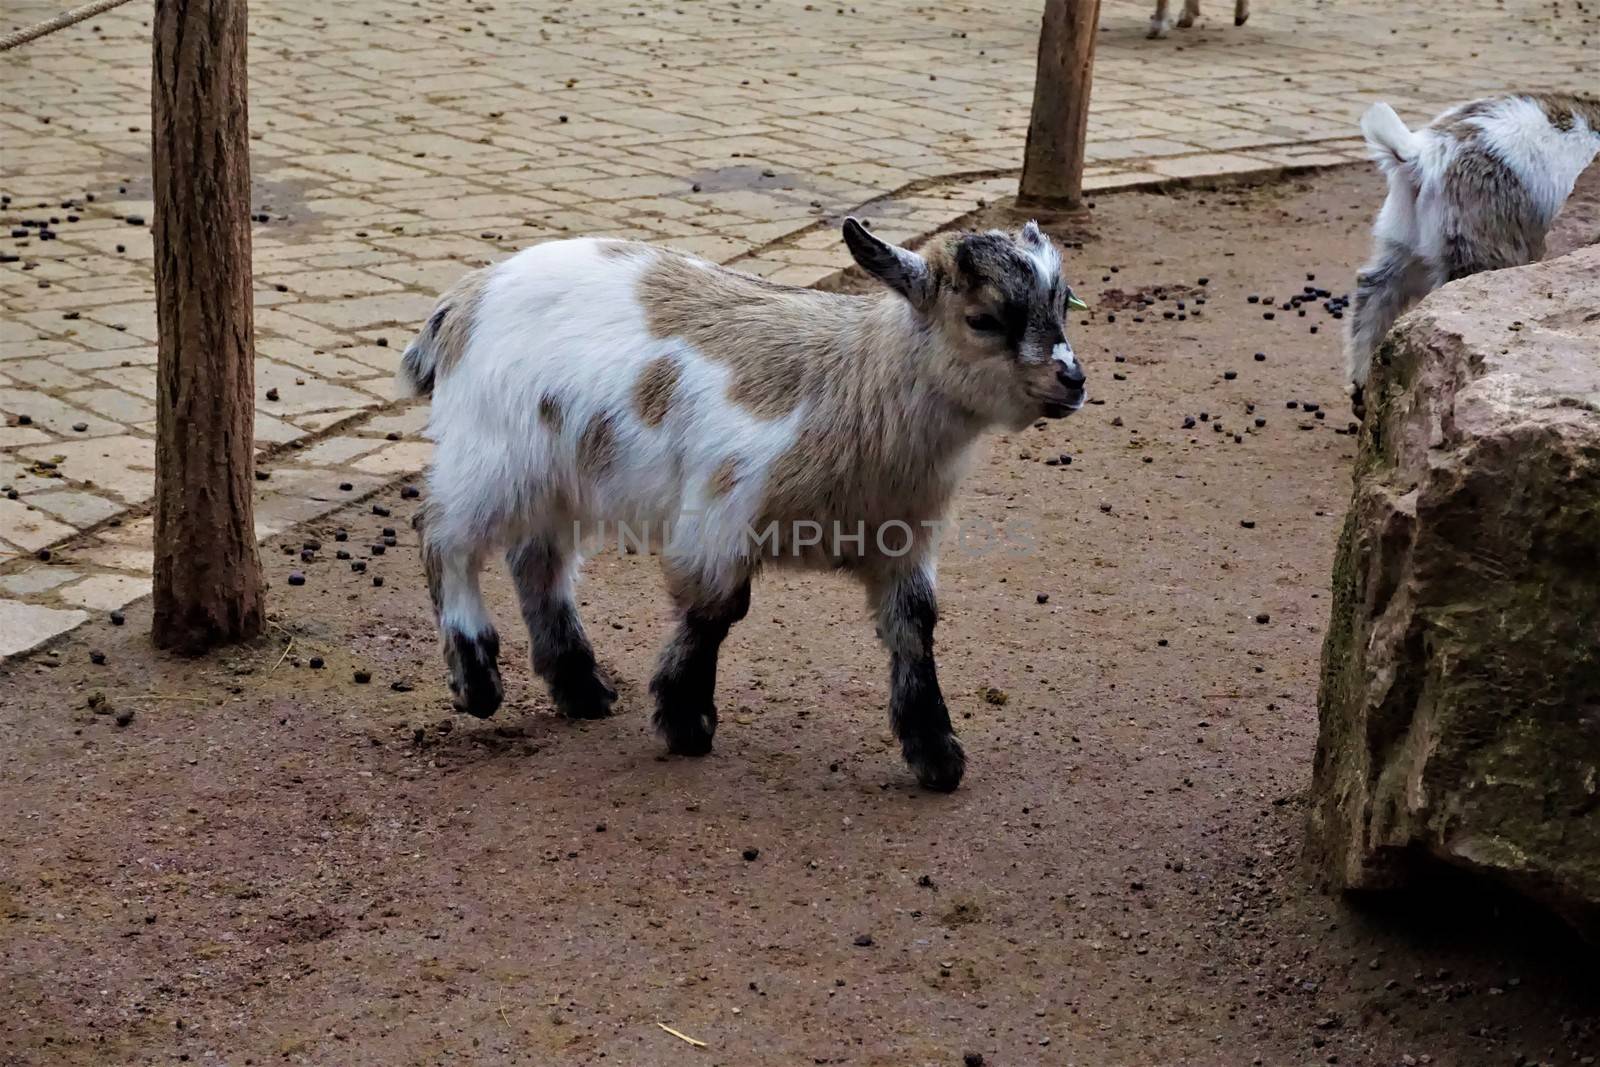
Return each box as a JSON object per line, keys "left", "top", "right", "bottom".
{"left": 1018, "top": 0, "right": 1101, "bottom": 209}
{"left": 150, "top": 0, "right": 265, "bottom": 652}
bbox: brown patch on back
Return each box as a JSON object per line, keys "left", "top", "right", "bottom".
{"left": 1435, "top": 98, "right": 1498, "bottom": 142}
{"left": 1529, "top": 92, "right": 1600, "bottom": 134}
{"left": 707, "top": 456, "right": 741, "bottom": 497}
{"left": 538, "top": 395, "right": 564, "bottom": 434}
{"left": 431, "top": 268, "right": 490, "bottom": 381}
{"left": 577, "top": 412, "right": 618, "bottom": 475}
{"left": 633, "top": 356, "right": 682, "bottom": 427}
{"left": 635, "top": 252, "right": 843, "bottom": 420}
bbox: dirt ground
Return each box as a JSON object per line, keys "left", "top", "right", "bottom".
{"left": 3, "top": 167, "right": 1597, "bottom": 1067}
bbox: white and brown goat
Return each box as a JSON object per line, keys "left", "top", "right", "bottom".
{"left": 1347, "top": 92, "right": 1600, "bottom": 416}
{"left": 398, "top": 221, "right": 1088, "bottom": 791}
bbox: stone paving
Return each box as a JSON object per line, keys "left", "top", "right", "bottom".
{"left": 1, "top": 0, "right": 1595, "bottom": 655}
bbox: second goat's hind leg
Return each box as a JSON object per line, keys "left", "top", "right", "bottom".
{"left": 507, "top": 531, "right": 617, "bottom": 720}
{"left": 420, "top": 509, "right": 504, "bottom": 719}
{"left": 650, "top": 566, "right": 751, "bottom": 757}
{"left": 1178, "top": 0, "right": 1201, "bottom": 28}
{"left": 1346, "top": 241, "right": 1434, "bottom": 418}
{"left": 1234, "top": 0, "right": 1249, "bottom": 25}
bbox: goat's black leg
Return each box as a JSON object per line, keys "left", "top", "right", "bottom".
{"left": 874, "top": 567, "right": 964, "bottom": 792}
{"left": 507, "top": 536, "right": 616, "bottom": 719}
{"left": 418, "top": 506, "right": 503, "bottom": 718}
{"left": 651, "top": 571, "right": 751, "bottom": 756}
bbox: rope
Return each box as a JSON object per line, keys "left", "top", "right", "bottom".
{"left": 1, "top": 0, "right": 139, "bottom": 52}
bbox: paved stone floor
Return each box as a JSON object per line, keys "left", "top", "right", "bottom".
{"left": 1, "top": 0, "right": 1595, "bottom": 655}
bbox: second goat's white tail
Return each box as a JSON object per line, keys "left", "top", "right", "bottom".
{"left": 1360, "top": 102, "right": 1421, "bottom": 173}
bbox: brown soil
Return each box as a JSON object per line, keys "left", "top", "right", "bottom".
{"left": 3, "top": 167, "right": 1595, "bottom": 1067}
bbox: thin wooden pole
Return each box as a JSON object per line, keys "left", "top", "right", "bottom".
{"left": 150, "top": 0, "right": 265, "bottom": 652}
{"left": 1018, "top": 0, "right": 1102, "bottom": 209}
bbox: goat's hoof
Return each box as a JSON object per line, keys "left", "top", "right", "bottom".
{"left": 1176, "top": 14, "right": 1196, "bottom": 27}
{"left": 449, "top": 674, "right": 503, "bottom": 719}
{"left": 904, "top": 733, "right": 966, "bottom": 793}
{"left": 1235, "top": 13, "right": 1249, "bottom": 24}
{"left": 657, "top": 707, "right": 717, "bottom": 756}
{"left": 552, "top": 671, "right": 618, "bottom": 720}
{"left": 1146, "top": 22, "right": 1170, "bottom": 38}
{"left": 446, "top": 631, "right": 502, "bottom": 718}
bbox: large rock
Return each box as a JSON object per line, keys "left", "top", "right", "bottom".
{"left": 1311, "top": 245, "right": 1600, "bottom": 939}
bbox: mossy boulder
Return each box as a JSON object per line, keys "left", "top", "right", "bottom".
{"left": 1310, "top": 245, "right": 1600, "bottom": 940}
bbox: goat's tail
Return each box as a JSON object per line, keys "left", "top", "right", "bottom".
{"left": 1360, "top": 103, "right": 1421, "bottom": 174}
{"left": 397, "top": 304, "right": 448, "bottom": 398}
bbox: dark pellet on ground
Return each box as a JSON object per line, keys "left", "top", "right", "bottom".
{"left": 114, "top": 709, "right": 134, "bottom": 727}
{"left": 334, "top": 530, "right": 348, "bottom": 542}
{"left": 287, "top": 571, "right": 306, "bottom": 586}
{"left": 339, "top": 482, "right": 353, "bottom": 491}
{"left": 1036, "top": 593, "right": 1049, "bottom": 604}
{"left": 254, "top": 470, "right": 270, "bottom": 481}
{"left": 1262, "top": 312, "right": 1275, "bottom": 320}
{"left": 1247, "top": 294, "right": 1259, "bottom": 303}
{"left": 400, "top": 486, "right": 420, "bottom": 499}
{"left": 965, "top": 1054, "right": 986, "bottom": 1067}
{"left": 1255, "top": 613, "right": 1271, "bottom": 624}
{"left": 1254, "top": 352, "right": 1266, "bottom": 361}
{"left": 1183, "top": 416, "right": 1196, "bottom": 429}
{"left": 372, "top": 504, "right": 391, "bottom": 517}
{"left": 309, "top": 657, "right": 324, "bottom": 669}
{"left": 265, "top": 388, "right": 279, "bottom": 401}
{"left": 370, "top": 544, "right": 386, "bottom": 556}
{"left": 351, "top": 561, "right": 367, "bottom": 573}
{"left": 353, "top": 670, "right": 371, "bottom": 684}
{"left": 1223, "top": 371, "right": 1237, "bottom": 380}
{"left": 109, "top": 611, "right": 125, "bottom": 626}
{"left": 852, "top": 934, "right": 874, "bottom": 947}
{"left": 1240, "top": 520, "right": 1256, "bottom": 529}
{"left": 375, "top": 337, "right": 389, "bottom": 347}
{"left": 742, "top": 848, "right": 760, "bottom": 861}
{"left": 382, "top": 526, "right": 396, "bottom": 537}
{"left": 373, "top": 576, "right": 384, "bottom": 587}
{"left": 336, "top": 549, "right": 351, "bottom": 560}
{"left": 89, "top": 650, "right": 106, "bottom": 665}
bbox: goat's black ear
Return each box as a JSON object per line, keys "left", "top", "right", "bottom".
{"left": 842, "top": 217, "right": 931, "bottom": 308}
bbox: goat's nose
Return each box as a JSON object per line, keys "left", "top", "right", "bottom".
{"left": 1056, "top": 361, "right": 1086, "bottom": 389}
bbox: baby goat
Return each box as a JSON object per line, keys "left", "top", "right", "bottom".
{"left": 1346, "top": 92, "right": 1600, "bottom": 416}
{"left": 399, "top": 221, "right": 1088, "bottom": 791}
{"left": 1149, "top": 0, "right": 1249, "bottom": 38}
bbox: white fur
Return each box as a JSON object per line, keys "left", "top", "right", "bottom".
{"left": 420, "top": 239, "right": 808, "bottom": 590}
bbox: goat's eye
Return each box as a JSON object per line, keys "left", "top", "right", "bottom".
{"left": 965, "top": 313, "right": 1002, "bottom": 334}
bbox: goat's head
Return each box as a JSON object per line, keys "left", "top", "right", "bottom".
{"left": 843, "top": 217, "right": 1087, "bottom": 430}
